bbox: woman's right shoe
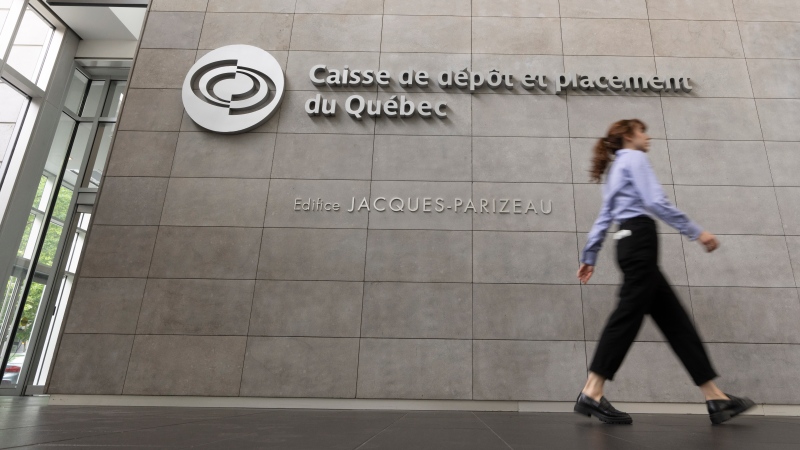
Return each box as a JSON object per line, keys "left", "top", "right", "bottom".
{"left": 706, "top": 394, "right": 756, "bottom": 424}
{"left": 573, "top": 392, "right": 633, "bottom": 424}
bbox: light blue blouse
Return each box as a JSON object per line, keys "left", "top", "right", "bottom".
{"left": 580, "top": 149, "right": 703, "bottom": 266}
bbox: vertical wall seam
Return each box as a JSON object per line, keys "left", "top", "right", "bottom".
{"left": 238, "top": 0, "right": 301, "bottom": 398}
{"left": 235, "top": 0, "right": 300, "bottom": 397}
{"left": 120, "top": 3, "right": 167, "bottom": 395}
{"left": 555, "top": 0, "right": 589, "bottom": 375}
{"left": 354, "top": 0, "right": 385, "bottom": 399}
{"left": 470, "top": 0, "right": 475, "bottom": 401}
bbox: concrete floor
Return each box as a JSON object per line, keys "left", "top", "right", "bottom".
{"left": 1, "top": 397, "right": 799, "bottom": 449}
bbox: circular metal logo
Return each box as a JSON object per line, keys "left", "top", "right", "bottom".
{"left": 182, "top": 45, "right": 285, "bottom": 134}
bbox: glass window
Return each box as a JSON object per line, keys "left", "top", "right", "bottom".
{"left": 1, "top": 57, "right": 131, "bottom": 389}
{"left": 0, "top": 0, "right": 16, "bottom": 37}
{"left": 0, "top": 123, "right": 13, "bottom": 155}
{"left": 84, "top": 123, "right": 114, "bottom": 188}
{"left": 2, "top": 117, "right": 89, "bottom": 385}
{"left": 0, "top": 113, "right": 77, "bottom": 382}
{"left": 5, "top": 280, "right": 45, "bottom": 379}
{"left": 0, "top": 4, "right": 77, "bottom": 392}
{"left": 0, "top": 0, "right": 12, "bottom": 35}
{"left": 61, "top": 122, "right": 90, "bottom": 187}
{"left": 16, "top": 176, "right": 48, "bottom": 260}
{"left": 44, "top": 114, "right": 82, "bottom": 191}
{"left": 63, "top": 70, "right": 88, "bottom": 116}
{"left": 5, "top": 168, "right": 73, "bottom": 385}
{"left": 6, "top": 6, "right": 54, "bottom": 83}
{"left": 32, "top": 211, "right": 90, "bottom": 386}
{"left": 0, "top": 80, "right": 30, "bottom": 188}
{"left": 0, "top": 82, "right": 28, "bottom": 161}
{"left": 101, "top": 80, "right": 126, "bottom": 118}
{"left": 38, "top": 186, "right": 70, "bottom": 266}
{"left": 80, "top": 80, "right": 105, "bottom": 117}
{"left": 0, "top": 83, "right": 28, "bottom": 127}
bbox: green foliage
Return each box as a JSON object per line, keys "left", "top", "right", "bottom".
{"left": 38, "top": 185, "right": 72, "bottom": 267}
{"left": 32, "top": 175, "right": 46, "bottom": 208}
{"left": 17, "top": 177, "right": 47, "bottom": 257}
{"left": 9, "top": 180, "right": 74, "bottom": 345}
{"left": 52, "top": 183, "right": 72, "bottom": 222}
{"left": 38, "top": 224, "right": 63, "bottom": 267}
{"left": 16, "top": 179, "right": 72, "bottom": 262}
{"left": 15, "top": 282, "right": 44, "bottom": 344}
{"left": 17, "top": 214, "right": 34, "bottom": 257}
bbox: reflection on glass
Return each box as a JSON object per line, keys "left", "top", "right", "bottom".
{"left": 0, "top": 273, "right": 18, "bottom": 370}
{"left": 41, "top": 115, "right": 82, "bottom": 196}
{"left": 0, "top": 0, "right": 14, "bottom": 38}
{"left": 4, "top": 61, "right": 132, "bottom": 388}
{"left": 63, "top": 122, "right": 91, "bottom": 187}
{"left": 1, "top": 345, "right": 24, "bottom": 386}
{"left": 0, "top": 114, "right": 75, "bottom": 384}
{"left": 0, "top": 82, "right": 27, "bottom": 126}
{"left": 63, "top": 71, "right": 88, "bottom": 116}
{"left": 17, "top": 179, "right": 45, "bottom": 259}
{"left": 39, "top": 214, "right": 65, "bottom": 267}
{"left": 85, "top": 123, "right": 115, "bottom": 188}
{"left": 6, "top": 6, "right": 54, "bottom": 83}
{"left": 33, "top": 213, "right": 90, "bottom": 386}
{"left": 1, "top": 280, "right": 44, "bottom": 385}
{"left": 0, "top": 81, "right": 30, "bottom": 188}
{"left": 0, "top": 0, "right": 14, "bottom": 39}
{"left": 101, "top": 81, "right": 126, "bottom": 118}
{"left": 80, "top": 80, "right": 105, "bottom": 117}
{"left": 5, "top": 172, "right": 73, "bottom": 384}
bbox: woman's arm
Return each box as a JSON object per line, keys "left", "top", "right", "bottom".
{"left": 629, "top": 152, "right": 703, "bottom": 240}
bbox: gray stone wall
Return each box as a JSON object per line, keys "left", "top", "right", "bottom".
{"left": 49, "top": 0, "right": 800, "bottom": 404}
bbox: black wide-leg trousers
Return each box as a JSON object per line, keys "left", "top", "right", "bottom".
{"left": 589, "top": 215, "right": 718, "bottom": 386}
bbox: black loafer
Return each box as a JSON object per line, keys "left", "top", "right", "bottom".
{"left": 707, "top": 393, "right": 755, "bottom": 424}
{"left": 573, "top": 392, "right": 633, "bottom": 424}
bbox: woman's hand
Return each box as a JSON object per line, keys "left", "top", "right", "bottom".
{"left": 698, "top": 231, "right": 719, "bottom": 253}
{"left": 577, "top": 263, "right": 594, "bottom": 284}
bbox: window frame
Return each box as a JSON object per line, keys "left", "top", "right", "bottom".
{"left": 0, "top": 64, "right": 128, "bottom": 396}
{"left": 0, "top": 0, "right": 69, "bottom": 396}
{"left": 0, "top": 0, "right": 67, "bottom": 220}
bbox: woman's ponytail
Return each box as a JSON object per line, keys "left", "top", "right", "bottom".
{"left": 589, "top": 119, "right": 647, "bottom": 183}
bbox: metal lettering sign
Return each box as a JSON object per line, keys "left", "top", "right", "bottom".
{"left": 305, "top": 68, "right": 693, "bottom": 119}
{"left": 181, "top": 45, "right": 285, "bottom": 134}
{"left": 181, "top": 46, "right": 692, "bottom": 131}
{"left": 294, "top": 197, "right": 554, "bottom": 215}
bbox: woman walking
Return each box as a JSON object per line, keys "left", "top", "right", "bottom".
{"left": 573, "top": 119, "right": 754, "bottom": 425}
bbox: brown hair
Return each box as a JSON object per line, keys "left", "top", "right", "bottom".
{"left": 589, "top": 119, "right": 647, "bottom": 183}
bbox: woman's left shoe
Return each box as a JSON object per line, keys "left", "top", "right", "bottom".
{"left": 706, "top": 394, "right": 755, "bottom": 424}
{"left": 573, "top": 392, "right": 633, "bottom": 424}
